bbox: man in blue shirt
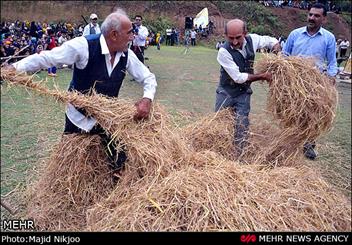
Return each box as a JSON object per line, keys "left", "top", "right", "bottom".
{"left": 283, "top": 3, "right": 338, "bottom": 160}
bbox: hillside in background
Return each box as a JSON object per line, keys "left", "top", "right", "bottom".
{"left": 1, "top": 1, "right": 350, "bottom": 40}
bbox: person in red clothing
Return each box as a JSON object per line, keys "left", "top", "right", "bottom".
{"left": 44, "top": 28, "right": 57, "bottom": 77}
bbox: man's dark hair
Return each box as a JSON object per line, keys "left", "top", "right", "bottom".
{"left": 309, "top": 3, "right": 327, "bottom": 16}
{"left": 47, "top": 29, "right": 54, "bottom": 35}
{"left": 135, "top": 15, "right": 143, "bottom": 20}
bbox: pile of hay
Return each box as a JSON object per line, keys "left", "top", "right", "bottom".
{"left": 1, "top": 60, "right": 349, "bottom": 232}
{"left": 180, "top": 109, "right": 236, "bottom": 160}
{"left": 26, "top": 134, "right": 114, "bottom": 231}
{"left": 179, "top": 110, "right": 290, "bottom": 165}
{"left": 86, "top": 152, "right": 350, "bottom": 231}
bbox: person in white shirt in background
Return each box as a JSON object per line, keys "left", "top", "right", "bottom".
{"left": 190, "top": 29, "right": 197, "bottom": 46}
{"left": 83, "top": 13, "right": 101, "bottom": 36}
{"left": 131, "top": 15, "right": 148, "bottom": 64}
{"left": 58, "top": 31, "right": 68, "bottom": 46}
{"left": 6, "top": 9, "right": 157, "bottom": 173}
{"left": 339, "top": 38, "right": 350, "bottom": 58}
{"left": 280, "top": 37, "right": 285, "bottom": 49}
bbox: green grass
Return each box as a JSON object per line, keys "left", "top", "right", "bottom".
{"left": 1, "top": 45, "right": 351, "bottom": 217}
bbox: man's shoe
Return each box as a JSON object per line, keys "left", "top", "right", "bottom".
{"left": 114, "top": 151, "right": 127, "bottom": 171}
{"left": 304, "top": 146, "right": 317, "bottom": 160}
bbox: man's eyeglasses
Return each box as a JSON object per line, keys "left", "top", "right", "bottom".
{"left": 92, "top": 18, "right": 98, "bottom": 21}
{"left": 135, "top": 19, "right": 142, "bottom": 21}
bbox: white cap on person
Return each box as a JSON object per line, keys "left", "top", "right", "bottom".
{"left": 90, "top": 13, "right": 98, "bottom": 19}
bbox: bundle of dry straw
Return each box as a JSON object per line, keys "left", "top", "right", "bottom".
{"left": 254, "top": 54, "right": 338, "bottom": 165}
{"left": 1, "top": 66, "right": 349, "bottom": 231}
{"left": 256, "top": 54, "right": 337, "bottom": 136}
{"left": 2, "top": 69, "right": 190, "bottom": 177}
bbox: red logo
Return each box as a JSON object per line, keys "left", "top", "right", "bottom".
{"left": 240, "top": 234, "right": 257, "bottom": 243}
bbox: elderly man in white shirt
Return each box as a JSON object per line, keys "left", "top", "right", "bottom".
{"left": 215, "top": 19, "right": 280, "bottom": 157}
{"left": 83, "top": 13, "right": 101, "bottom": 36}
{"left": 8, "top": 9, "right": 157, "bottom": 172}
{"left": 131, "top": 15, "right": 149, "bottom": 63}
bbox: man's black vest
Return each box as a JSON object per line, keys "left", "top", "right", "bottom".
{"left": 68, "top": 34, "right": 128, "bottom": 97}
{"left": 218, "top": 36, "right": 255, "bottom": 97}
{"left": 90, "top": 25, "right": 96, "bottom": 35}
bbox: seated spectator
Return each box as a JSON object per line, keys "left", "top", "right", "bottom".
{"left": 44, "top": 28, "right": 57, "bottom": 77}
{"left": 58, "top": 31, "right": 68, "bottom": 46}
{"left": 36, "top": 44, "right": 43, "bottom": 54}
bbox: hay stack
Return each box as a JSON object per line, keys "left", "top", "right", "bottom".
{"left": 179, "top": 109, "right": 301, "bottom": 166}
{"left": 180, "top": 109, "right": 236, "bottom": 160}
{"left": 26, "top": 134, "right": 114, "bottom": 230}
{"left": 86, "top": 151, "right": 350, "bottom": 231}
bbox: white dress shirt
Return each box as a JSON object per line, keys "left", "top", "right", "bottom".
{"left": 82, "top": 23, "right": 101, "bottom": 36}
{"left": 340, "top": 40, "right": 350, "bottom": 50}
{"left": 217, "top": 33, "right": 278, "bottom": 84}
{"left": 133, "top": 25, "right": 148, "bottom": 47}
{"left": 13, "top": 34, "right": 157, "bottom": 132}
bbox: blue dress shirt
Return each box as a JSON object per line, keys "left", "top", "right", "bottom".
{"left": 283, "top": 26, "right": 338, "bottom": 77}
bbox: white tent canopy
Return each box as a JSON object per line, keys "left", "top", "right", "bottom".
{"left": 193, "top": 7, "right": 208, "bottom": 29}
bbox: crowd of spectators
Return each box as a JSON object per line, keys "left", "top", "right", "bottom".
{"left": 259, "top": 0, "right": 342, "bottom": 13}
{"left": 160, "top": 20, "right": 215, "bottom": 48}
{"left": 1, "top": 20, "right": 85, "bottom": 64}
{"left": 1, "top": 16, "right": 220, "bottom": 62}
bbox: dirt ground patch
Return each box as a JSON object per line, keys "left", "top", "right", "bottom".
{"left": 270, "top": 6, "right": 351, "bottom": 39}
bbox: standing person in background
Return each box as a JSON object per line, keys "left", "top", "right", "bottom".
{"left": 339, "top": 38, "right": 350, "bottom": 58}
{"left": 190, "top": 28, "right": 197, "bottom": 46}
{"left": 283, "top": 3, "right": 338, "bottom": 160}
{"left": 336, "top": 39, "right": 342, "bottom": 58}
{"left": 280, "top": 37, "right": 285, "bottom": 49}
{"left": 183, "top": 29, "right": 191, "bottom": 54}
{"left": 216, "top": 41, "right": 222, "bottom": 50}
{"left": 44, "top": 28, "right": 57, "bottom": 77}
{"left": 156, "top": 32, "right": 161, "bottom": 50}
{"left": 131, "top": 15, "right": 148, "bottom": 64}
{"left": 165, "top": 28, "right": 172, "bottom": 46}
{"left": 175, "top": 28, "right": 180, "bottom": 46}
{"left": 83, "top": 13, "right": 101, "bottom": 36}
{"left": 215, "top": 19, "right": 281, "bottom": 157}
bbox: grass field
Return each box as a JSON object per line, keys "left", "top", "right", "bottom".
{"left": 1, "top": 45, "right": 351, "bottom": 218}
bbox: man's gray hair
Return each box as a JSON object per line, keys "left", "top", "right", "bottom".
{"left": 101, "top": 8, "right": 129, "bottom": 35}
